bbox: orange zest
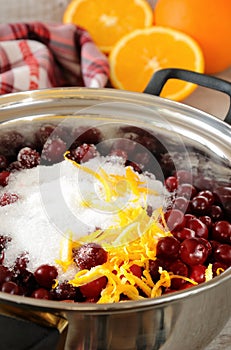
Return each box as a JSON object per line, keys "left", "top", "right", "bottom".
{"left": 63, "top": 0, "right": 153, "bottom": 53}
{"left": 109, "top": 26, "right": 204, "bottom": 101}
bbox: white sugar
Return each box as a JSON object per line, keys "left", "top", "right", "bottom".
{"left": 0, "top": 156, "right": 168, "bottom": 280}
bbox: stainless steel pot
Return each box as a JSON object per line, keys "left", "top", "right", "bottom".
{"left": 0, "top": 69, "right": 230, "bottom": 350}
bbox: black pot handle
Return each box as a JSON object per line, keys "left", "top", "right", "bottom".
{"left": 143, "top": 68, "right": 231, "bottom": 125}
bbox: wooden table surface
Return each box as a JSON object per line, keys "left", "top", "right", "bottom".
{"left": 183, "top": 66, "right": 231, "bottom": 350}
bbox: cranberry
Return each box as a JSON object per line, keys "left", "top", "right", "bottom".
{"left": 213, "top": 244, "right": 231, "bottom": 265}
{"left": 149, "top": 259, "right": 163, "bottom": 282}
{"left": 17, "top": 147, "right": 40, "bottom": 168}
{"left": 0, "top": 265, "right": 12, "bottom": 285}
{"left": 73, "top": 243, "right": 108, "bottom": 270}
{"left": 198, "top": 216, "right": 212, "bottom": 230}
{"left": 165, "top": 176, "right": 178, "bottom": 192}
{"left": 177, "top": 184, "right": 197, "bottom": 199}
{"left": 0, "top": 131, "right": 24, "bottom": 155}
{"left": 13, "top": 269, "right": 37, "bottom": 296}
{"left": 0, "top": 235, "right": 12, "bottom": 251}
{"left": 209, "top": 205, "right": 224, "bottom": 221}
{"left": 180, "top": 238, "right": 209, "bottom": 266}
{"left": 164, "top": 209, "right": 185, "bottom": 231}
{"left": 212, "top": 261, "right": 228, "bottom": 276}
{"left": 42, "top": 138, "right": 67, "bottom": 163}
{"left": 130, "top": 264, "right": 142, "bottom": 278}
{"left": 7, "top": 161, "right": 22, "bottom": 172}
{"left": 31, "top": 288, "right": 51, "bottom": 300}
{"left": 191, "top": 196, "right": 210, "bottom": 215}
{"left": 110, "top": 139, "right": 136, "bottom": 155}
{"left": 175, "top": 170, "right": 192, "bottom": 184}
{"left": 1, "top": 281, "right": 19, "bottom": 295}
{"left": 0, "top": 155, "right": 8, "bottom": 169}
{"left": 52, "top": 282, "right": 81, "bottom": 301}
{"left": 197, "top": 190, "right": 215, "bottom": 205}
{"left": 184, "top": 214, "right": 196, "bottom": 224}
{"left": 156, "top": 236, "right": 180, "bottom": 261}
{"left": 71, "top": 126, "right": 102, "bottom": 147}
{"left": 125, "top": 160, "right": 142, "bottom": 173}
{"left": 173, "top": 196, "right": 190, "bottom": 212}
{"left": 212, "top": 221, "right": 231, "bottom": 244}
{"left": 14, "top": 253, "right": 29, "bottom": 272}
{"left": 169, "top": 260, "right": 189, "bottom": 289}
{"left": 173, "top": 227, "right": 196, "bottom": 242}
{"left": 69, "top": 144, "right": 99, "bottom": 163}
{"left": 0, "top": 171, "right": 10, "bottom": 186}
{"left": 198, "top": 238, "right": 212, "bottom": 256}
{"left": 189, "top": 264, "right": 206, "bottom": 283}
{"left": 0, "top": 193, "right": 19, "bottom": 206}
{"left": 35, "top": 124, "right": 56, "bottom": 146}
{"left": 34, "top": 264, "right": 58, "bottom": 289}
{"left": 110, "top": 149, "right": 128, "bottom": 161}
{"left": 186, "top": 218, "right": 209, "bottom": 239}
{"left": 80, "top": 276, "right": 107, "bottom": 298}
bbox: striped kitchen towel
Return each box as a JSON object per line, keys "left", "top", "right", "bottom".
{"left": 0, "top": 22, "right": 110, "bottom": 94}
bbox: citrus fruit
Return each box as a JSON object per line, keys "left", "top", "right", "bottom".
{"left": 63, "top": 0, "right": 153, "bottom": 53}
{"left": 109, "top": 26, "right": 204, "bottom": 101}
{"left": 153, "top": 0, "right": 231, "bottom": 74}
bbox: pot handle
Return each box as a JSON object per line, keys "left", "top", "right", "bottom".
{"left": 143, "top": 68, "right": 231, "bottom": 125}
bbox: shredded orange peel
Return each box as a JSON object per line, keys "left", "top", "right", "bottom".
{"left": 55, "top": 153, "right": 214, "bottom": 303}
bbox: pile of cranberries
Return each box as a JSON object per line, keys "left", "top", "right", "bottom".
{"left": 0, "top": 125, "right": 230, "bottom": 302}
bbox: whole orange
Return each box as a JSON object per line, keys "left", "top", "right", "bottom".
{"left": 153, "top": 0, "right": 231, "bottom": 74}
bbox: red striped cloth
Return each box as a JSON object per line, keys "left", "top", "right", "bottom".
{"left": 0, "top": 22, "right": 110, "bottom": 94}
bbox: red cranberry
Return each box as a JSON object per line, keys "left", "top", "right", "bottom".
{"left": 169, "top": 260, "right": 189, "bottom": 289}
{"left": 212, "top": 221, "right": 231, "bottom": 244}
{"left": 129, "top": 264, "right": 142, "bottom": 278}
{"left": 42, "top": 138, "right": 67, "bottom": 163}
{"left": 34, "top": 264, "right": 58, "bottom": 289}
{"left": 175, "top": 170, "right": 192, "bottom": 184}
{"left": 180, "top": 238, "right": 209, "bottom": 266}
{"left": 70, "top": 144, "right": 99, "bottom": 163}
{"left": 189, "top": 264, "right": 206, "bottom": 283}
{"left": 212, "top": 261, "right": 228, "bottom": 276}
{"left": 149, "top": 259, "right": 163, "bottom": 282}
{"left": 184, "top": 214, "right": 196, "bottom": 224}
{"left": 209, "top": 205, "right": 224, "bottom": 221}
{"left": 173, "top": 196, "right": 190, "bottom": 212}
{"left": 0, "top": 265, "right": 12, "bottom": 285}
{"left": 173, "top": 227, "right": 196, "bottom": 242}
{"left": 177, "top": 183, "right": 197, "bottom": 199}
{"left": 31, "top": 288, "right": 51, "bottom": 300}
{"left": 156, "top": 236, "right": 180, "bottom": 261}
{"left": 165, "top": 176, "right": 178, "bottom": 192}
{"left": 35, "top": 124, "right": 56, "bottom": 146}
{"left": 164, "top": 209, "right": 185, "bottom": 231}
{"left": 197, "top": 190, "right": 215, "bottom": 205}
{"left": 191, "top": 196, "right": 210, "bottom": 215}
{"left": 213, "top": 244, "right": 231, "bottom": 265}
{"left": 17, "top": 147, "right": 40, "bottom": 168}
{"left": 73, "top": 243, "right": 108, "bottom": 270}
{"left": 71, "top": 126, "right": 102, "bottom": 147}
{"left": 198, "top": 216, "right": 212, "bottom": 230}
{"left": 0, "top": 171, "right": 10, "bottom": 187}
{"left": 52, "top": 282, "right": 81, "bottom": 301}
{"left": 110, "top": 149, "right": 128, "bottom": 161}
{"left": 186, "top": 218, "right": 209, "bottom": 239}
{"left": 80, "top": 276, "right": 107, "bottom": 298}
{"left": 0, "top": 193, "right": 19, "bottom": 206}
{"left": 1, "top": 281, "right": 20, "bottom": 295}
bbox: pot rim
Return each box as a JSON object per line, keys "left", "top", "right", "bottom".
{"left": 0, "top": 268, "right": 230, "bottom": 312}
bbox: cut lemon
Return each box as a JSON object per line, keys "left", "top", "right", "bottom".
{"left": 109, "top": 26, "right": 204, "bottom": 101}
{"left": 63, "top": 0, "right": 153, "bottom": 53}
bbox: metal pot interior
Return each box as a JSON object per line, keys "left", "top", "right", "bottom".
{"left": 0, "top": 88, "right": 230, "bottom": 350}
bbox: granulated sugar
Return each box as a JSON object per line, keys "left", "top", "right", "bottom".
{"left": 0, "top": 156, "right": 168, "bottom": 279}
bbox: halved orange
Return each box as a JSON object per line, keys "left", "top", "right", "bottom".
{"left": 109, "top": 26, "right": 205, "bottom": 101}
{"left": 63, "top": 0, "right": 153, "bottom": 53}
